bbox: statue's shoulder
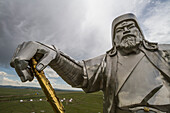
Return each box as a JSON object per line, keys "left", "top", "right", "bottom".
{"left": 158, "top": 44, "right": 170, "bottom": 63}
{"left": 158, "top": 44, "right": 170, "bottom": 51}
{"left": 83, "top": 54, "right": 106, "bottom": 66}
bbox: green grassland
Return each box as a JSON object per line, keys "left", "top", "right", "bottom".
{"left": 0, "top": 87, "right": 103, "bottom": 113}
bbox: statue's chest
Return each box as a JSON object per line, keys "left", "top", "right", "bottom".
{"left": 116, "top": 52, "right": 169, "bottom": 107}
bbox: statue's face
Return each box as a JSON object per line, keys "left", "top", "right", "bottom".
{"left": 114, "top": 20, "right": 142, "bottom": 54}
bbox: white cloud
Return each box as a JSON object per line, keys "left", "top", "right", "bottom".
{"left": 44, "top": 67, "right": 59, "bottom": 78}
{"left": 49, "top": 78, "right": 81, "bottom": 91}
{"left": 0, "top": 71, "right": 15, "bottom": 77}
{"left": 1, "top": 77, "right": 20, "bottom": 86}
{"left": 142, "top": 1, "right": 170, "bottom": 43}
{"left": 52, "top": 84, "right": 81, "bottom": 91}
{"left": 0, "top": 76, "right": 38, "bottom": 87}
{"left": 0, "top": 71, "right": 7, "bottom": 76}
{"left": 0, "top": 71, "right": 80, "bottom": 90}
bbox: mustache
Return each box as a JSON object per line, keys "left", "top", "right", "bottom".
{"left": 121, "top": 34, "right": 136, "bottom": 42}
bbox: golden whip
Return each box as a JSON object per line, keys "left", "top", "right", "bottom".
{"left": 31, "top": 58, "right": 65, "bottom": 113}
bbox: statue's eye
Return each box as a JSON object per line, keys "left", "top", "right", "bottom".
{"left": 128, "top": 24, "right": 135, "bottom": 29}
{"left": 116, "top": 28, "right": 123, "bottom": 33}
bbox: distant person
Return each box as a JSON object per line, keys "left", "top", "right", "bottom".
{"left": 10, "top": 13, "right": 170, "bottom": 113}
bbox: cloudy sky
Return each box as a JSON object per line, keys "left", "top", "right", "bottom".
{"left": 0, "top": 0, "right": 170, "bottom": 90}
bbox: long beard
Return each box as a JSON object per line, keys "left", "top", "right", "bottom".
{"left": 120, "top": 36, "right": 139, "bottom": 48}
{"left": 119, "top": 35, "right": 142, "bottom": 54}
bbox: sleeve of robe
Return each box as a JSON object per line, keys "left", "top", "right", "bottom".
{"left": 49, "top": 50, "right": 106, "bottom": 93}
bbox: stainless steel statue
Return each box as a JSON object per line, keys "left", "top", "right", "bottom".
{"left": 10, "top": 13, "right": 170, "bottom": 113}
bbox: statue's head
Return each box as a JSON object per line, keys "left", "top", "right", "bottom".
{"left": 108, "top": 13, "right": 158, "bottom": 56}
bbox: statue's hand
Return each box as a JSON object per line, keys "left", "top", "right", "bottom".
{"left": 10, "top": 41, "right": 57, "bottom": 82}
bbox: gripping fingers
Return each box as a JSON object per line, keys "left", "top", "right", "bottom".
{"left": 10, "top": 41, "right": 38, "bottom": 67}
{"left": 36, "top": 47, "right": 57, "bottom": 71}
{"left": 14, "top": 59, "right": 34, "bottom": 82}
{"left": 10, "top": 41, "right": 57, "bottom": 81}
{"left": 16, "top": 41, "right": 39, "bottom": 60}
{"left": 16, "top": 68, "right": 34, "bottom": 82}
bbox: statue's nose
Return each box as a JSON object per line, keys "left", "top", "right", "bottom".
{"left": 123, "top": 27, "right": 130, "bottom": 34}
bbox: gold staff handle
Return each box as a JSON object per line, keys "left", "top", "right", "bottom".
{"left": 30, "top": 58, "right": 65, "bottom": 113}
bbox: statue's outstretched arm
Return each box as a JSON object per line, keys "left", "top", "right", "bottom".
{"left": 10, "top": 41, "right": 87, "bottom": 88}
{"left": 49, "top": 51, "right": 87, "bottom": 88}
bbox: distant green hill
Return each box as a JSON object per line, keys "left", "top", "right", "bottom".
{"left": 0, "top": 87, "right": 103, "bottom": 113}
{"left": 0, "top": 85, "right": 81, "bottom": 92}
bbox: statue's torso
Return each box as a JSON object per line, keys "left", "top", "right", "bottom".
{"left": 83, "top": 48, "right": 170, "bottom": 113}
{"left": 116, "top": 51, "right": 170, "bottom": 108}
